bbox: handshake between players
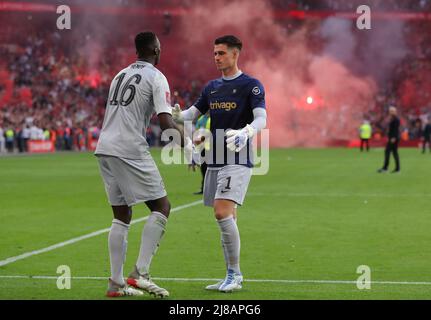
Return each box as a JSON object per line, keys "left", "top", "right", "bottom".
{"left": 95, "top": 31, "right": 266, "bottom": 298}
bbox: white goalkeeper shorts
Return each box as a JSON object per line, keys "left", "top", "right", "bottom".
{"left": 97, "top": 154, "right": 167, "bottom": 206}
{"left": 203, "top": 165, "right": 252, "bottom": 207}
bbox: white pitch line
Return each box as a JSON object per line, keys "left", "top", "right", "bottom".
{"left": 0, "top": 200, "right": 203, "bottom": 267}
{"left": 1, "top": 275, "right": 431, "bottom": 286}
{"left": 248, "top": 192, "right": 431, "bottom": 198}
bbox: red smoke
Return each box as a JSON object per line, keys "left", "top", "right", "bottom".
{"left": 177, "top": 0, "right": 379, "bottom": 147}
{"left": 76, "top": 71, "right": 102, "bottom": 88}
{"left": 398, "top": 64, "right": 431, "bottom": 114}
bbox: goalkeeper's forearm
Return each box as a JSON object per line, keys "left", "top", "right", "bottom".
{"left": 181, "top": 105, "right": 202, "bottom": 122}
{"left": 249, "top": 108, "right": 267, "bottom": 135}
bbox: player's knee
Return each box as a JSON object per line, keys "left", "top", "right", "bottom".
{"left": 112, "top": 205, "right": 132, "bottom": 224}
{"left": 213, "top": 200, "right": 236, "bottom": 220}
{"left": 165, "top": 201, "right": 171, "bottom": 217}
{"left": 214, "top": 211, "right": 225, "bottom": 220}
{"left": 159, "top": 200, "right": 171, "bottom": 218}
{"left": 147, "top": 197, "right": 170, "bottom": 218}
{"left": 213, "top": 206, "right": 232, "bottom": 220}
{"left": 214, "top": 210, "right": 233, "bottom": 220}
{"left": 115, "top": 215, "right": 131, "bottom": 225}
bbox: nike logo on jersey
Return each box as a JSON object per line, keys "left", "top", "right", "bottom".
{"left": 210, "top": 90, "right": 217, "bottom": 94}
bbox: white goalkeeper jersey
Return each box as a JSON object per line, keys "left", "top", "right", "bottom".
{"left": 95, "top": 60, "right": 172, "bottom": 159}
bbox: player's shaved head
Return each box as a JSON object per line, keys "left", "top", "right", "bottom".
{"left": 214, "top": 35, "right": 242, "bottom": 51}
{"left": 135, "top": 32, "right": 161, "bottom": 65}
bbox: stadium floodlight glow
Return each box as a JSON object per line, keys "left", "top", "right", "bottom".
{"left": 306, "top": 96, "right": 313, "bottom": 104}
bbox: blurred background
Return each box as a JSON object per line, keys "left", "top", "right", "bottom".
{"left": 0, "top": 0, "right": 430, "bottom": 152}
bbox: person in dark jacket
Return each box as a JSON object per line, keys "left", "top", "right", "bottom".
{"left": 422, "top": 117, "right": 431, "bottom": 154}
{"left": 378, "top": 106, "right": 400, "bottom": 173}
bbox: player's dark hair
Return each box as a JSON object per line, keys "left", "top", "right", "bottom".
{"left": 135, "top": 32, "right": 158, "bottom": 57}
{"left": 214, "top": 35, "right": 242, "bottom": 51}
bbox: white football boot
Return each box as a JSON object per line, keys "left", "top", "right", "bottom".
{"left": 218, "top": 269, "right": 243, "bottom": 293}
{"left": 205, "top": 279, "right": 225, "bottom": 291}
{"left": 127, "top": 266, "right": 169, "bottom": 298}
{"left": 106, "top": 278, "right": 144, "bottom": 297}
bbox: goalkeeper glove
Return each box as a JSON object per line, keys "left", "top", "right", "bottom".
{"left": 225, "top": 124, "right": 255, "bottom": 152}
{"left": 184, "top": 137, "right": 203, "bottom": 165}
{"left": 172, "top": 103, "right": 183, "bottom": 123}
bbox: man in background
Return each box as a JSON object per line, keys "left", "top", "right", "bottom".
{"left": 0, "top": 123, "right": 4, "bottom": 153}
{"left": 191, "top": 112, "right": 210, "bottom": 195}
{"left": 359, "top": 119, "right": 372, "bottom": 152}
{"left": 22, "top": 125, "right": 31, "bottom": 152}
{"left": 421, "top": 117, "right": 431, "bottom": 154}
{"left": 378, "top": 106, "right": 400, "bottom": 173}
{"left": 5, "top": 126, "right": 14, "bottom": 153}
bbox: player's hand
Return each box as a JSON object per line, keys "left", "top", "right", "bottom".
{"left": 184, "top": 137, "right": 193, "bottom": 164}
{"left": 192, "top": 144, "right": 204, "bottom": 165}
{"left": 188, "top": 163, "right": 197, "bottom": 172}
{"left": 172, "top": 103, "right": 183, "bottom": 123}
{"left": 226, "top": 124, "right": 255, "bottom": 152}
{"left": 184, "top": 138, "right": 203, "bottom": 165}
{"left": 390, "top": 138, "right": 396, "bottom": 143}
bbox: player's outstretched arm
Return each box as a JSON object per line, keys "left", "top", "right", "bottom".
{"left": 159, "top": 112, "right": 200, "bottom": 165}
{"left": 172, "top": 104, "right": 201, "bottom": 123}
{"left": 158, "top": 113, "right": 186, "bottom": 147}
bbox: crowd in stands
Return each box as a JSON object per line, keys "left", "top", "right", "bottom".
{"left": 0, "top": 27, "right": 203, "bottom": 153}
{"left": 1, "top": 1, "right": 431, "bottom": 153}
{"left": 277, "top": 0, "right": 431, "bottom": 11}
{"left": 362, "top": 17, "right": 431, "bottom": 141}
{"left": 0, "top": 28, "right": 109, "bottom": 153}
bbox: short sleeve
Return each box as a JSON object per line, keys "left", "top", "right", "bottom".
{"left": 152, "top": 72, "right": 172, "bottom": 115}
{"left": 193, "top": 83, "right": 210, "bottom": 114}
{"left": 249, "top": 79, "right": 266, "bottom": 110}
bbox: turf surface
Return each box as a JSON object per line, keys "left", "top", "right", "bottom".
{"left": 1, "top": 148, "right": 430, "bottom": 299}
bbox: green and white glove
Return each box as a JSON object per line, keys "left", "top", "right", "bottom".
{"left": 172, "top": 103, "right": 183, "bottom": 123}
{"left": 184, "top": 137, "right": 203, "bottom": 165}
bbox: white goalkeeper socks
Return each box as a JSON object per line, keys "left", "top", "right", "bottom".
{"left": 217, "top": 215, "right": 241, "bottom": 275}
{"left": 221, "top": 216, "right": 237, "bottom": 271}
{"left": 136, "top": 211, "right": 168, "bottom": 275}
{"left": 108, "top": 219, "right": 130, "bottom": 286}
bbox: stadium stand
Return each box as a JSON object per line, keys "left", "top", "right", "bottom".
{"left": 0, "top": 0, "right": 431, "bottom": 152}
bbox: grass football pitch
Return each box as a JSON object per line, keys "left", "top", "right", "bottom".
{"left": 0, "top": 148, "right": 430, "bottom": 300}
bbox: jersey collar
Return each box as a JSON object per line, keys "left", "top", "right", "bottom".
{"left": 222, "top": 70, "right": 243, "bottom": 81}
{"left": 135, "top": 60, "right": 152, "bottom": 66}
